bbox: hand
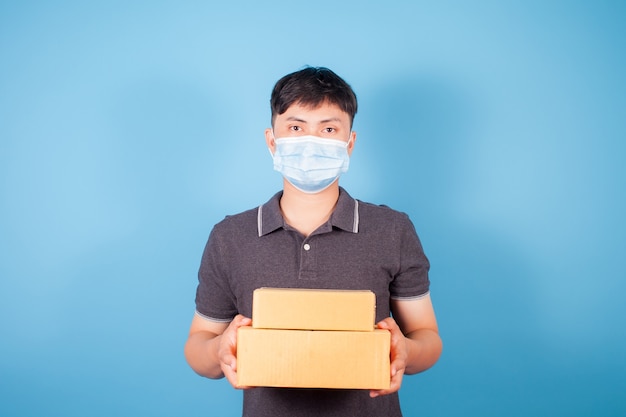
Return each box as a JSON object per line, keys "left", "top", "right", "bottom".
{"left": 217, "top": 314, "right": 252, "bottom": 389}
{"left": 370, "top": 317, "right": 407, "bottom": 398}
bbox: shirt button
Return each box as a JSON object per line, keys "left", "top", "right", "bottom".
{"left": 303, "top": 243, "right": 311, "bottom": 251}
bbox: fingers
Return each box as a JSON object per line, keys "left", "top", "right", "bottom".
{"left": 219, "top": 315, "right": 252, "bottom": 389}
{"left": 370, "top": 365, "right": 405, "bottom": 397}
{"left": 370, "top": 317, "right": 407, "bottom": 398}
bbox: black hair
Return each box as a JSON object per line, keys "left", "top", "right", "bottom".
{"left": 270, "top": 66, "right": 358, "bottom": 126}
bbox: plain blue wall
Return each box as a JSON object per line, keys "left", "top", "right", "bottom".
{"left": 1, "top": 1, "right": 624, "bottom": 416}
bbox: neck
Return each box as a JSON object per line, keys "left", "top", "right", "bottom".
{"left": 279, "top": 180, "right": 340, "bottom": 237}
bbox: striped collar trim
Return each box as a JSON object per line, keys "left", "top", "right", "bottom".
{"left": 257, "top": 187, "right": 359, "bottom": 237}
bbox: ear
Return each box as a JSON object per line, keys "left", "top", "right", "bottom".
{"left": 265, "top": 128, "right": 276, "bottom": 154}
{"left": 347, "top": 131, "right": 357, "bottom": 156}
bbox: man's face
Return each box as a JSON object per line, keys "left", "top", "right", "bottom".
{"left": 265, "top": 101, "right": 356, "bottom": 155}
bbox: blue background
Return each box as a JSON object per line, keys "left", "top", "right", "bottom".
{"left": 1, "top": 1, "right": 625, "bottom": 416}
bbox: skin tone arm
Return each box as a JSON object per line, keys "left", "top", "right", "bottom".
{"left": 184, "top": 314, "right": 252, "bottom": 387}
{"left": 370, "top": 293, "right": 443, "bottom": 398}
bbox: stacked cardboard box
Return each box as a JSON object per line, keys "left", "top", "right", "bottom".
{"left": 237, "top": 288, "right": 390, "bottom": 389}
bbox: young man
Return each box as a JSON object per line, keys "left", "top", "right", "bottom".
{"left": 185, "top": 67, "right": 442, "bottom": 417}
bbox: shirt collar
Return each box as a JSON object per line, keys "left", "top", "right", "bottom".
{"left": 257, "top": 187, "right": 359, "bottom": 237}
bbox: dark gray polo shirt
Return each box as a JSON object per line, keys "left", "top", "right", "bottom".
{"left": 195, "top": 187, "right": 430, "bottom": 417}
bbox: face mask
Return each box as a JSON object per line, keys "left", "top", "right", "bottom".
{"left": 271, "top": 135, "right": 351, "bottom": 194}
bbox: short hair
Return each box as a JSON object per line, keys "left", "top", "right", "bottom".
{"left": 270, "top": 66, "right": 358, "bottom": 126}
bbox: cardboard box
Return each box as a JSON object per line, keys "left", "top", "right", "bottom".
{"left": 252, "top": 288, "right": 376, "bottom": 331}
{"left": 237, "top": 327, "right": 390, "bottom": 389}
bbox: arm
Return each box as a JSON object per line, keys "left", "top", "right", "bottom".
{"left": 184, "top": 313, "right": 251, "bottom": 387}
{"left": 370, "top": 293, "right": 442, "bottom": 397}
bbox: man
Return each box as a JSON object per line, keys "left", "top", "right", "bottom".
{"left": 185, "top": 66, "right": 442, "bottom": 417}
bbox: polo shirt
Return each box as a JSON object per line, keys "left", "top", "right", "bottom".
{"left": 194, "top": 187, "right": 430, "bottom": 417}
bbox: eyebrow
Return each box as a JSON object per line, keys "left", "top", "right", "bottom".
{"left": 286, "top": 116, "right": 308, "bottom": 123}
{"left": 285, "top": 116, "right": 343, "bottom": 124}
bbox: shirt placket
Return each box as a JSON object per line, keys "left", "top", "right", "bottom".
{"left": 298, "top": 236, "right": 318, "bottom": 281}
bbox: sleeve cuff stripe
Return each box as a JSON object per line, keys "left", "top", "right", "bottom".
{"left": 390, "top": 291, "right": 430, "bottom": 301}
{"left": 195, "top": 310, "right": 233, "bottom": 323}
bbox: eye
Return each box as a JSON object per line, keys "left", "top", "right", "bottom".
{"left": 289, "top": 125, "right": 302, "bottom": 132}
{"left": 324, "top": 127, "right": 336, "bottom": 134}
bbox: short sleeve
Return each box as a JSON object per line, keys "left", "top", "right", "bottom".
{"left": 195, "top": 223, "right": 239, "bottom": 322}
{"left": 389, "top": 214, "right": 430, "bottom": 299}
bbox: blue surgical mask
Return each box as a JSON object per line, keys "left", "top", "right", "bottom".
{"left": 272, "top": 135, "right": 351, "bottom": 194}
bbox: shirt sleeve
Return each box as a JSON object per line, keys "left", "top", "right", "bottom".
{"left": 389, "top": 213, "right": 431, "bottom": 300}
{"left": 195, "top": 223, "right": 239, "bottom": 322}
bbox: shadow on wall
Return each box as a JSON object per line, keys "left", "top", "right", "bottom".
{"left": 355, "top": 74, "right": 473, "bottom": 213}
{"left": 360, "top": 74, "right": 550, "bottom": 416}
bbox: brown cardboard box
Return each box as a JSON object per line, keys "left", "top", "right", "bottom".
{"left": 252, "top": 288, "right": 376, "bottom": 331}
{"left": 237, "top": 327, "right": 390, "bottom": 389}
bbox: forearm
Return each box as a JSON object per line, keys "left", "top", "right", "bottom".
{"left": 403, "top": 328, "right": 442, "bottom": 375}
{"left": 184, "top": 331, "right": 224, "bottom": 379}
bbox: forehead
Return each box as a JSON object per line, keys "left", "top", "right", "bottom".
{"left": 275, "top": 101, "right": 351, "bottom": 125}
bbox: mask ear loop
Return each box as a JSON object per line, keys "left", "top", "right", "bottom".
{"left": 347, "top": 132, "right": 354, "bottom": 149}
